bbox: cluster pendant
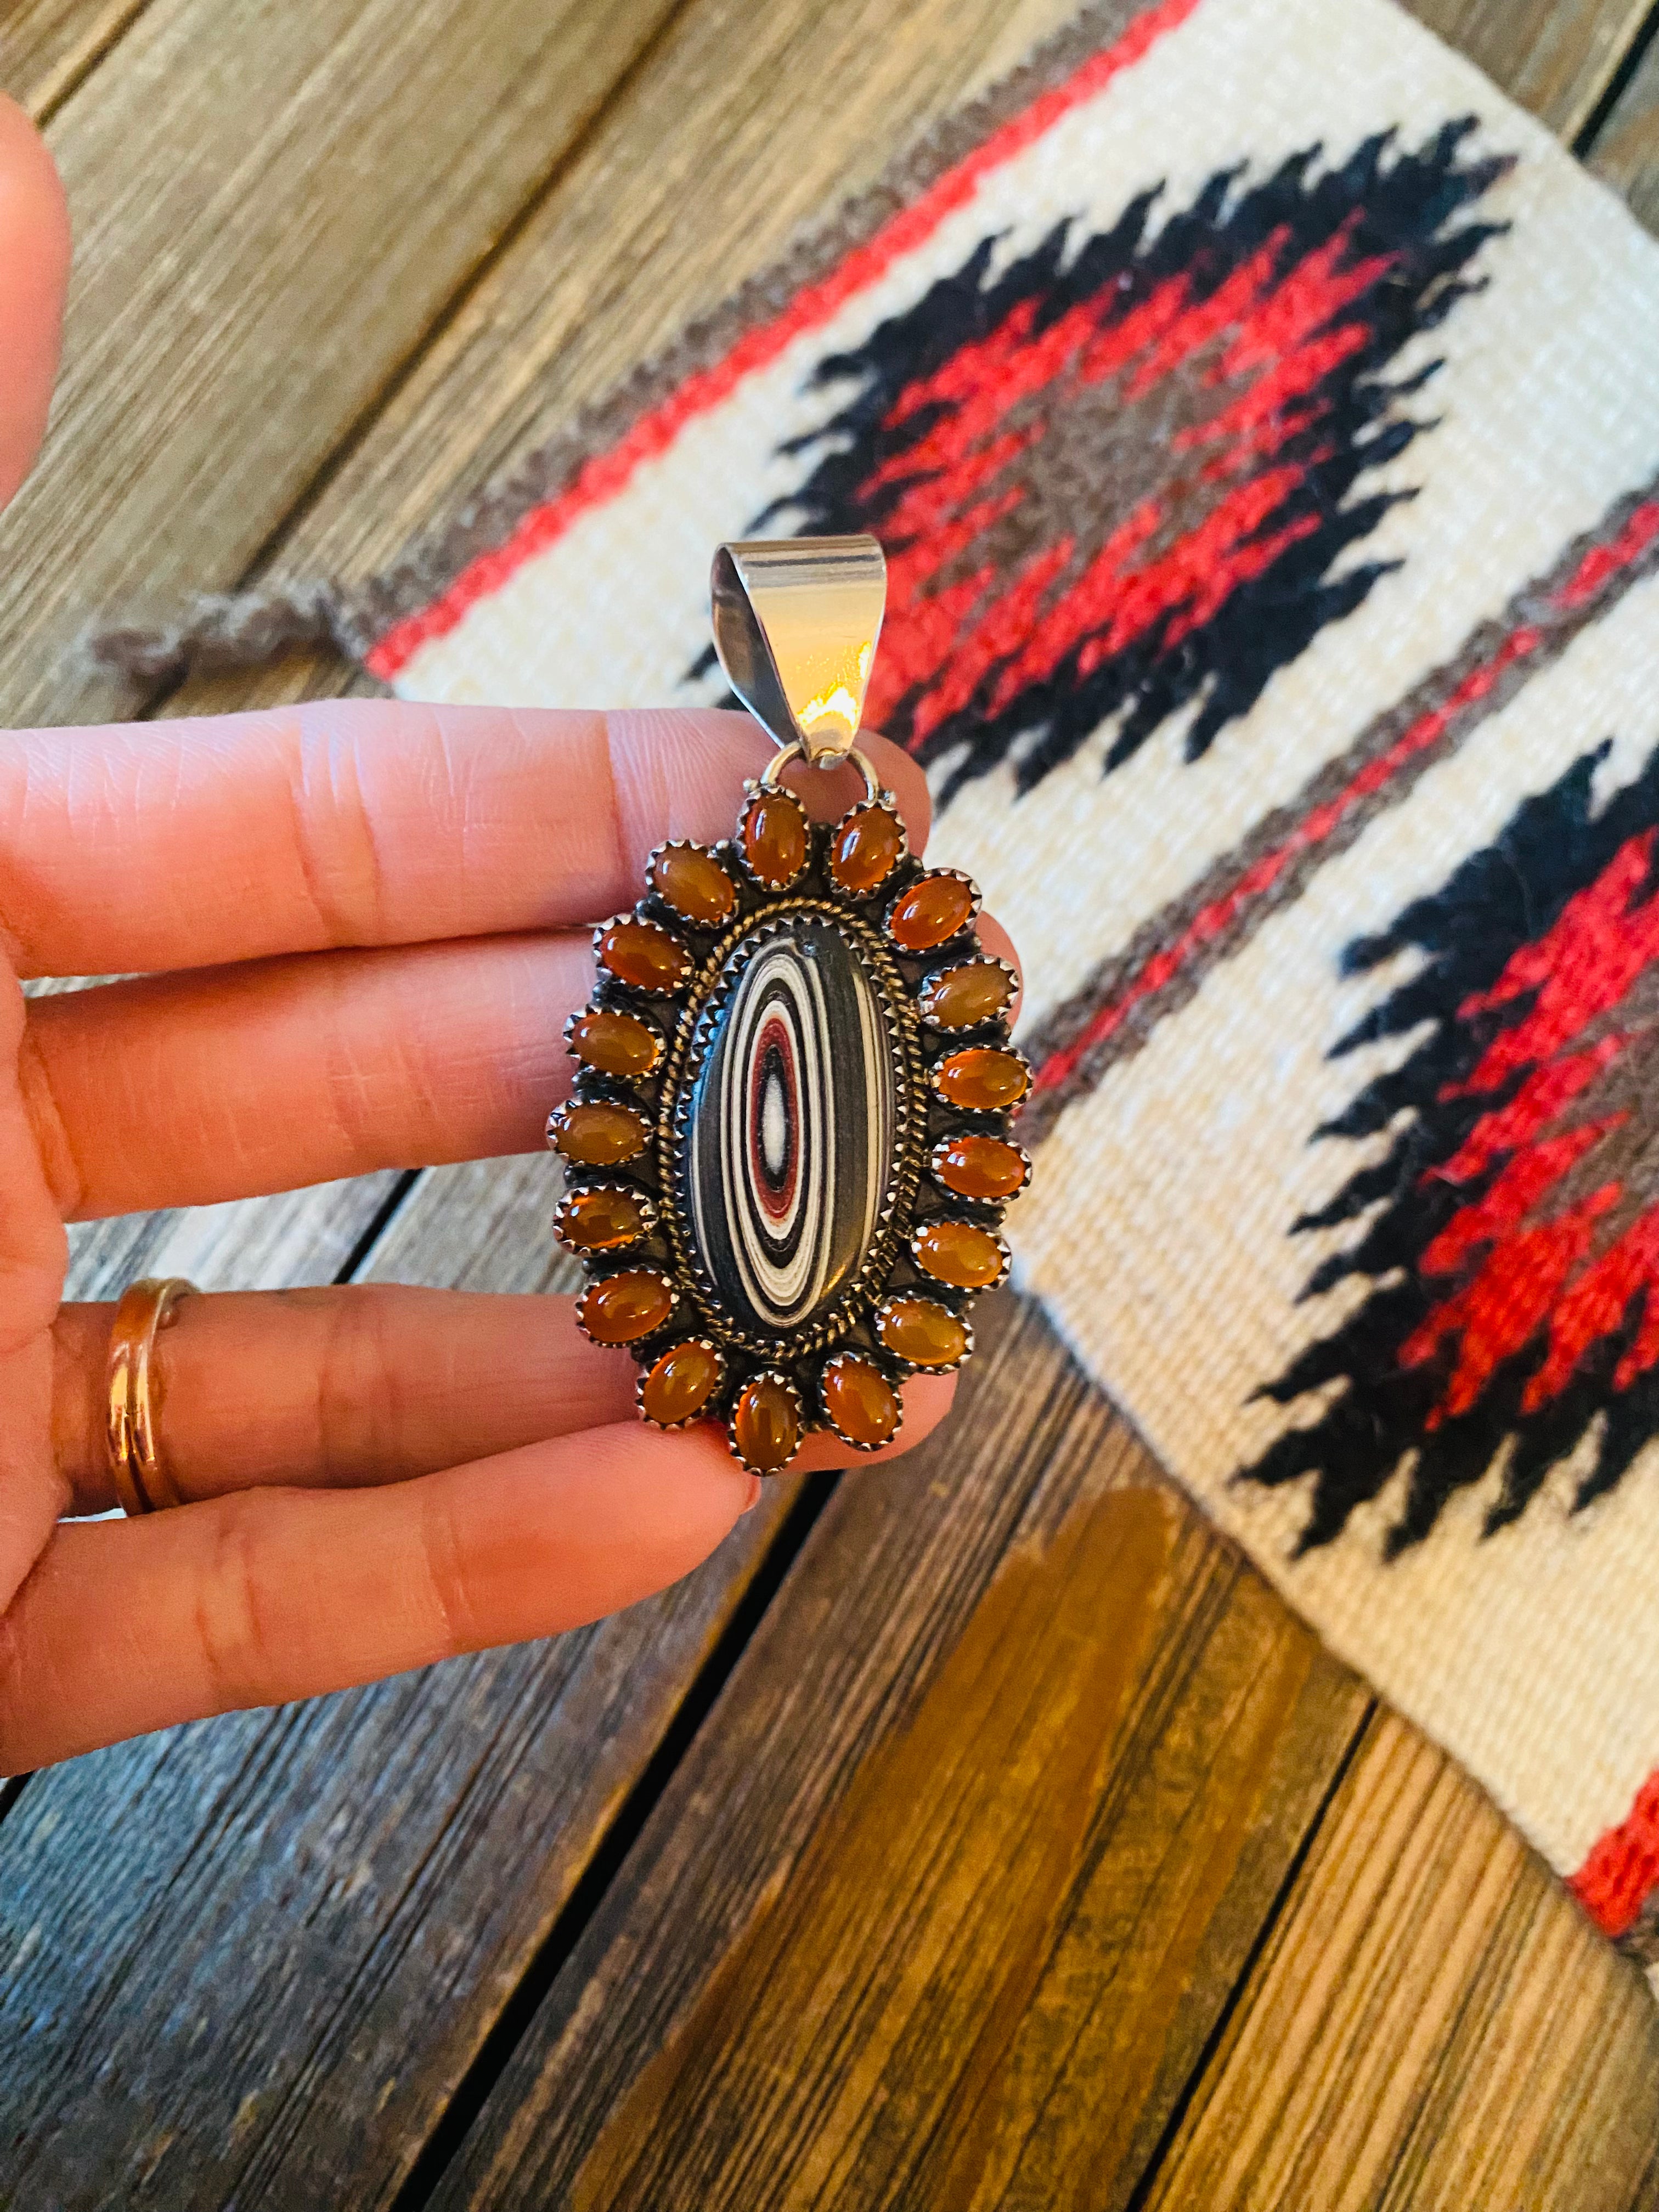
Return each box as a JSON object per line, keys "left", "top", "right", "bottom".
{"left": 549, "top": 536, "right": 1028, "bottom": 1474}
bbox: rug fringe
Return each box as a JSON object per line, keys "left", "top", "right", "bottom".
{"left": 82, "top": 580, "right": 363, "bottom": 682}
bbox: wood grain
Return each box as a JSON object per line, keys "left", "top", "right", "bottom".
{"left": 63, "top": 1171, "right": 403, "bottom": 1299}
{"left": 0, "top": 0, "right": 682, "bottom": 731}
{"left": 0, "top": 0, "right": 151, "bottom": 117}
{"left": 1143, "top": 1713, "right": 1659, "bottom": 2212}
{"left": 168, "top": 0, "right": 1090, "bottom": 696}
{"left": 1589, "top": 29, "right": 1659, "bottom": 232}
{"left": 1407, "top": 0, "right": 1655, "bottom": 139}
{"left": 427, "top": 1297, "right": 1373, "bottom": 2212}
{"left": 0, "top": 1498, "right": 798, "bottom": 2212}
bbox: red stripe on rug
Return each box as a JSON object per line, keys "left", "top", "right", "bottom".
{"left": 364, "top": 0, "right": 1205, "bottom": 681}
{"left": 1029, "top": 500, "right": 1659, "bottom": 1102}
{"left": 1569, "top": 1768, "right": 1659, "bottom": 1939}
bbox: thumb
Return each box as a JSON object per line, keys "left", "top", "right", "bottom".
{"left": 0, "top": 96, "right": 69, "bottom": 513}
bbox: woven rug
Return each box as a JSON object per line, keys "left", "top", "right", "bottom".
{"left": 153, "top": 0, "right": 1659, "bottom": 1979}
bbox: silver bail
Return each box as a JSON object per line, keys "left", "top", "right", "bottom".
{"left": 710, "top": 534, "right": 887, "bottom": 766}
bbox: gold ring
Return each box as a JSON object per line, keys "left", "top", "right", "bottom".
{"left": 106, "top": 1277, "right": 199, "bottom": 1515}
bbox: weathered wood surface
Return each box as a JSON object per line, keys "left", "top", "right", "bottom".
{"left": 430, "top": 1299, "right": 1376, "bottom": 2212}
{"left": 4, "top": 1, "right": 1659, "bottom": 2209}
{"left": 2, "top": 1144, "right": 805, "bottom": 2212}
{"left": 1144, "top": 1712, "right": 1659, "bottom": 2212}
{"left": 1411, "top": 0, "right": 1656, "bottom": 142}
{"left": 0, "top": 0, "right": 150, "bottom": 117}
{"left": 1590, "top": 25, "right": 1659, "bottom": 227}
{"left": 0, "top": 0, "right": 682, "bottom": 731}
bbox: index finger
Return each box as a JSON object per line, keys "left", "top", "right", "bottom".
{"left": 0, "top": 704, "right": 932, "bottom": 979}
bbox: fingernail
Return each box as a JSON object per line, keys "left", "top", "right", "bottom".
{"left": 741, "top": 1474, "right": 763, "bottom": 1515}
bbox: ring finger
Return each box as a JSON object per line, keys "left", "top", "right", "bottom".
{"left": 55, "top": 1285, "right": 960, "bottom": 1514}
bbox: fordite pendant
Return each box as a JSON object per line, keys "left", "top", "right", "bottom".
{"left": 549, "top": 535, "right": 1029, "bottom": 1475}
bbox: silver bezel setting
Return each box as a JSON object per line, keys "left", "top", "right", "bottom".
{"left": 573, "top": 1268, "right": 681, "bottom": 1349}
{"left": 883, "top": 865, "right": 983, "bottom": 952}
{"left": 563, "top": 1003, "right": 666, "bottom": 1082}
{"left": 874, "top": 1294, "right": 977, "bottom": 1376}
{"left": 909, "top": 1217, "right": 1012, "bottom": 1294}
{"left": 825, "top": 792, "right": 910, "bottom": 901}
{"left": 636, "top": 1336, "right": 728, "bottom": 1431}
{"left": 646, "top": 838, "right": 741, "bottom": 929}
{"left": 917, "top": 953, "right": 1021, "bottom": 1032}
{"left": 554, "top": 1183, "right": 660, "bottom": 1256}
{"left": 928, "top": 1130, "right": 1034, "bottom": 1204}
{"left": 818, "top": 1349, "right": 905, "bottom": 1454}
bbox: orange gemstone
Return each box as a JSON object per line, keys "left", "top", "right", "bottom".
{"left": 578, "top": 1269, "right": 675, "bottom": 1345}
{"left": 558, "top": 1185, "right": 648, "bottom": 1252}
{"left": 933, "top": 1133, "right": 1028, "bottom": 1201}
{"left": 888, "top": 872, "right": 975, "bottom": 952}
{"left": 821, "top": 1357, "right": 900, "bottom": 1447}
{"left": 551, "top": 1101, "right": 649, "bottom": 1167}
{"left": 919, "top": 962, "right": 1013, "bottom": 1030}
{"left": 932, "top": 1046, "right": 1029, "bottom": 1111}
{"left": 652, "top": 844, "right": 737, "bottom": 928}
{"left": 830, "top": 805, "right": 905, "bottom": 896}
{"left": 597, "top": 918, "right": 689, "bottom": 993}
{"left": 741, "top": 789, "right": 808, "bottom": 887}
{"left": 731, "top": 1374, "right": 800, "bottom": 1472}
{"left": 567, "top": 1007, "right": 662, "bottom": 1079}
{"left": 641, "top": 1340, "right": 723, "bottom": 1426}
{"left": 878, "top": 1297, "right": 968, "bottom": 1369}
{"left": 912, "top": 1217, "right": 1006, "bottom": 1290}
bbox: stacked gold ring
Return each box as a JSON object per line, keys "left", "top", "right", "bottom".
{"left": 105, "top": 1277, "right": 198, "bottom": 1515}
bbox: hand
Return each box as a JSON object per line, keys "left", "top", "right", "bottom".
{"left": 0, "top": 101, "right": 1018, "bottom": 1770}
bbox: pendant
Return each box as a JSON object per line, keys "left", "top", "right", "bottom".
{"left": 549, "top": 535, "right": 1029, "bottom": 1475}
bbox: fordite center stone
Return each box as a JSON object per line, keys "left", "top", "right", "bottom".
{"left": 552, "top": 532, "right": 1028, "bottom": 1477}
{"left": 681, "top": 916, "right": 899, "bottom": 1339}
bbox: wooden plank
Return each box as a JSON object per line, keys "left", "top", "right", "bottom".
{"left": 1587, "top": 30, "right": 1659, "bottom": 234}
{"left": 0, "top": 1143, "right": 801, "bottom": 2212}
{"left": 0, "top": 0, "right": 151, "bottom": 118}
{"left": 61, "top": 1171, "right": 401, "bottom": 1300}
{"left": 1141, "top": 1711, "right": 1659, "bottom": 2212}
{"left": 1405, "top": 0, "right": 1654, "bottom": 140}
{"left": 7, "top": 3, "right": 1113, "bottom": 2200}
{"left": 0, "top": 0, "right": 680, "bottom": 731}
{"left": 0, "top": 1507, "right": 799, "bottom": 2212}
{"left": 167, "top": 0, "right": 1089, "bottom": 716}
{"left": 425, "top": 1295, "right": 1373, "bottom": 2212}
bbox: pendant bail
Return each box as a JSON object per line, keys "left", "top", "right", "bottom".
{"left": 710, "top": 535, "right": 887, "bottom": 766}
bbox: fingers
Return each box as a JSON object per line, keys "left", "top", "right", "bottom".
{"left": 0, "top": 703, "right": 931, "bottom": 981}
{"left": 26, "top": 902, "right": 1019, "bottom": 1217}
{"left": 54, "top": 1284, "right": 957, "bottom": 1512}
{"left": 970, "top": 913, "right": 1022, "bottom": 1023}
{"left": 26, "top": 930, "right": 592, "bottom": 1216}
{"left": 3, "top": 1423, "right": 758, "bottom": 1768}
{"left": 0, "top": 99, "right": 69, "bottom": 512}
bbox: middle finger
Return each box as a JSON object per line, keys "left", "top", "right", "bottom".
{"left": 29, "top": 905, "right": 1022, "bottom": 1217}
{"left": 28, "top": 929, "right": 591, "bottom": 1216}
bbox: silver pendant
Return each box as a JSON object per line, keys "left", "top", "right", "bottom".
{"left": 549, "top": 535, "right": 1029, "bottom": 1474}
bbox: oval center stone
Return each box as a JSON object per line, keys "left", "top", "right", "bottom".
{"left": 682, "top": 915, "right": 899, "bottom": 1338}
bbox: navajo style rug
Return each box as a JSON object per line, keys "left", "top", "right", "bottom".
{"left": 156, "top": 0, "right": 1659, "bottom": 1978}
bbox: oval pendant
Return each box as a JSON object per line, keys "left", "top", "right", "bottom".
{"left": 551, "top": 535, "right": 1029, "bottom": 1474}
